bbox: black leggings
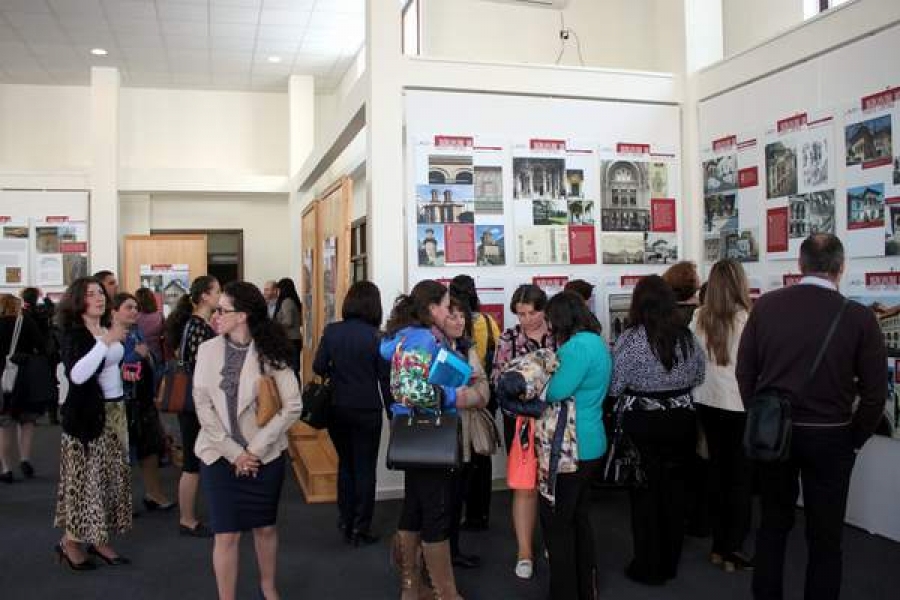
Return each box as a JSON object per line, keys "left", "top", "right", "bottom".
{"left": 398, "top": 468, "right": 455, "bottom": 543}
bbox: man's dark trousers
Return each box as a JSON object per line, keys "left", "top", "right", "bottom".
{"left": 752, "top": 425, "right": 856, "bottom": 600}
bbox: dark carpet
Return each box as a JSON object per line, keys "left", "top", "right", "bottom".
{"left": 1, "top": 423, "right": 900, "bottom": 599}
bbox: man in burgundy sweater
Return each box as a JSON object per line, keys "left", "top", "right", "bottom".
{"left": 736, "top": 233, "right": 887, "bottom": 600}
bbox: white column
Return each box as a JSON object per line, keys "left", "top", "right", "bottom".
{"left": 681, "top": 0, "right": 724, "bottom": 264}
{"left": 366, "top": 0, "right": 405, "bottom": 302}
{"left": 90, "top": 67, "right": 120, "bottom": 274}
{"left": 288, "top": 75, "right": 316, "bottom": 285}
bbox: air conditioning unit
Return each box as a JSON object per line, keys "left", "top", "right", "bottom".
{"left": 481, "top": 0, "right": 571, "bottom": 10}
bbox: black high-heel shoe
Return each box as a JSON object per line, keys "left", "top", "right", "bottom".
{"left": 87, "top": 545, "right": 131, "bottom": 566}
{"left": 351, "top": 530, "right": 380, "bottom": 547}
{"left": 54, "top": 543, "right": 97, "bottom": 571}
{"left": 142, "top": 497, "right": 176, "bottom": 511}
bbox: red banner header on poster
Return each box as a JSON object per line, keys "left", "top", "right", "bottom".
{"left": 777, "top": 113, "right": 807, "bottom": 133}
{"left": 45, "top": 216, "right": 69, "bottom": 223}
{"left": 806, "top": 116, "right": 833, "bottom": 127}
{"left": 738, "top": 167, "right": 759, "bottom": 188}
{"left": 532, "top": 276, "right": 568, "bottom": 289}
{"left": 620, "top": 275, "right": 646, "bottom": 287}
{"left": 151, "top": 264, "right": 174, "bottom": 270}
{"left": 783, "top": 274, "right": 803, "bottom": 287}
{"left": 60, "top": 242, "right": 87, "bottom": 253}
{"left": 616, "top": 143, "right": 650, "bottom": 155}
{"left": 0, "top": 216, "right": 10, "bottom": 223}
{"left": 712, "top": 135, "right": 737, "bottom": 153}
{"left": 865, "top": 272, "right": 900, "bottom": 287}
{"left": 737, "top": 139, "right": 757, "bottom": 150}
{"left": 887, "top": 197, "right": 900, "bottom": 205}
{"left": 861, "top": 87, "right": 900, "bottom": 111}
{"left": 530, "top": 139, "right": 566, "bottom": 151}
{"left": 863, "top": 156, "right": 893, "bottom": 169}
{"left": 434, "top": 136, "right": 473, "bottom": 149}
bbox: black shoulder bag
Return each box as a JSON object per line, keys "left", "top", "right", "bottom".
{"left": 386, "top": 388, "right": 461, "bottom": 471}
{"left": 743, "top": 298, "right": 849, "bottom": 462}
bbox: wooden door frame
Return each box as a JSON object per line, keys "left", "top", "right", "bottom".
{"left": 150, "top": 228, "right": 244, "bottom": 280}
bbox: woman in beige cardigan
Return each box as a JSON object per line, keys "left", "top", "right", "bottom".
{"left": 193, "top": 281, "right": 302, "bottom": 600}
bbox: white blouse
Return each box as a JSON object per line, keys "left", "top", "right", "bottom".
{"left": 69, "top": 336, "right": 125, "bottom": 400}
{"left": 689, "top": 310, "right": 748, "bottom": 413}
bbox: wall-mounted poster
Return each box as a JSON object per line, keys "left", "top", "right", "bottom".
{"left": 532, "top": 275, "right": 569, "bottom": 297}
{"left": 607, "top": 293, "right": 632, "bottom": 345}
{"left": 846, "top": 270, "right": 900, "bottom": 438}
{"left": 513, "top": 138, "right": 598, "bottom": 265}
{"left": 139, "top": 264, "right": 190, "bottom": 317}
{"left": 323, "top": 236, "right": 337, "bottom": 325}
{"left": 762, "top": 112, "right": 836, "bottom": 260}
{"left": 32, "top": 217, "right": 88, "bottom": 287}
{"left": 302, "top": 249, "right": 314, "bottom": 350}
{"left": 412, "top": 135, "right": 505, "bottom": 267}
{"left": 0, "top": 217, "right": 29, "bottom": 286}
{"left": 843, "top": 87, "right": 900, "bottom": 258}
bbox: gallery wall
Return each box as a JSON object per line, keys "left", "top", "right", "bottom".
{"left": 698, "top": 18, "right": 900, "bottom": 542}
{"left": 721, "top": 0, "right": 804, "bottom": 57}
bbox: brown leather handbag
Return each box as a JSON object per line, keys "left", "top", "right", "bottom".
{"left": 256, "top": 362, "right": 282, "bottom": 427}
{"left": 155, "top": 322, "right": 194, "bottom": 413}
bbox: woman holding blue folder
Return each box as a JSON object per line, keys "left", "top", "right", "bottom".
{"left": 380, "top": 279, "right": 463, "bottom": 600}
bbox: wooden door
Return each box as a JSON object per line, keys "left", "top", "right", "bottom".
{"left": 122, "top": 234, "right": 208, "bottom": 294}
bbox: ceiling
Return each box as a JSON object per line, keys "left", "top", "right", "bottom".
{"left": 0, "top": 0, "right": 365, "bottom": 93}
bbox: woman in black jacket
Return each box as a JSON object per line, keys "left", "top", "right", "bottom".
{"left": 313, "top": 281, "right": 390, "bottom": 545}
{"left": 0, "top": 294, "right": 45, "bottom": 482}
{"left": 54, "top": 277, "right": 132, "bottom": 570}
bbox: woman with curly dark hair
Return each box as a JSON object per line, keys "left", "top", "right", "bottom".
{"left": 192, "top": 281, "right": 302, "bottom": 600}
{"left": 53, "top": 277, "right": 132, "bottom": 570}
{"left": 164, "top": 275, "right": 220, "bottom": 537}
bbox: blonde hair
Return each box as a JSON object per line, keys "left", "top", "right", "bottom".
{"left": 696, "top": 260, "right": 751, "bottom": 366}
{"left": 0, "top": 294, "right": 22, "bottom": 318}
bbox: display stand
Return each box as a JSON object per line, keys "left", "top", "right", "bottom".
{"left": 288, "top": 176, "right": 352, "bottom": 503}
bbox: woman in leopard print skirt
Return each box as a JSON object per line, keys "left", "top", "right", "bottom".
{"left": 53, "top": 277, "right": 133, "bottom": 570}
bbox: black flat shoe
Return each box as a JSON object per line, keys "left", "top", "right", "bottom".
{"left": 87, "top": 545, "right": 131, "bottom": 566}
{"left": 54, "top": 543, "right": 96, "bottom": 571}
{"left": 351, "top": 531, "right": 380, "bottom": 547}
{"left": 20, "top": 461, "right": 34, "bottom": 479}
{"left": 143, "top": 497, "right": 176, "bottom": 511}
{"left": 624, "top": 562, "right": 665, "bottom": 586}
{"left": 179, "top": 522, "right": 213, "bottom": 538}
{"left": 0, "top": 471, "right": 15, "bottom": 484}
{"left": 452, "top": 552, "right": 482, "bottom": 569}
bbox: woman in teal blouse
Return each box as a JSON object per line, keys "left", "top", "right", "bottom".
{"left": 542, "top": 291, "right": 612, "bottom": 600}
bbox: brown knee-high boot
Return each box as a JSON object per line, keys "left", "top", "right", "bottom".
{"left": 422, "top": 541, "right": 464, "bottom": 600}
{"left": 394, "top": 531, "right": 427, "bottom": 600}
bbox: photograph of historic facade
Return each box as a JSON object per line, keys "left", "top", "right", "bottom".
{"left": 428, "top": 154, "right": 474, "bottom": 184}
{"left": 845, "top": 114, "right": 893, "bottom": 166}
{"left": 532, "top": 200, "right": 568, "bottom": 225}
{"left": 765, "top": 140, "right": 798, "bottom": 198}
{"left": 703, "top": 154, "right": 737, "bottom": 194}
{"left": 475, "top": 225, "right": 505, "bottom": 265}
{"left": 721, "top": 228, "right": 760, "bottom": 262}
{"left": 644, "top": 233, "right": 678, "bottom": 264}
{"left": 802, "top": 137, "right": 829, "bottom": 188}
{"left": 566, "top": 169, "right": 585, "bottom": 198}
{"left": 601, "top": 232, "right": 644, "bottom": 264}
{"left": 474, "top": 166, "right": 503, "bottom": 213}
{"left": 847, "top": 183, "right": 885, "bottom": 229}
{"left": 607, "top": 293, "right": 633, "bottom": 344}
{"left": 416, "top": 184, "right": 475, "bottom": 224}
{"left": 600, "top": 160, "right": 650, "bottom": 231}
{"left": 703, "top": 192, "right": 738, "bottom": 234}
{"left": 568, "top": 200, "right": 595, "bottom": 225}
{"left": 650, "top": 162, "right": 669, "bottom": 197}
{"left": 513, "top": 157, "right": 566, "bottom": 200}
{"left": 789, "top": 190, "right": 835, "bottom": 238}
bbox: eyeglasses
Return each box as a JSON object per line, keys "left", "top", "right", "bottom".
{"left": 214, "top": 307, "right": 238, "bottom": 315}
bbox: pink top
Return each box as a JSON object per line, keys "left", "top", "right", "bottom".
{"left": 136, "top": 311, "right": 165, "bottom": 359}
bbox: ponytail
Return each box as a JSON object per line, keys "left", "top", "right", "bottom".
{"left": 164, "top": 294, "right": 193, "bottom": 348}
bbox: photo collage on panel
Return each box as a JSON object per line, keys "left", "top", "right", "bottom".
{"left": 843, "top": 88, "right": 900, "bottom": 258}
{"left": 600, "top": 144, "right": 678, "bottom": 265}
{"left": 763, "top": 111, "right": 836, "bottom": 260}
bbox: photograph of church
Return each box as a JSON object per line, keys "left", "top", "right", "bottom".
{"left": 766, "top": 140, "right": 798, "bottom": 198}
{"left": 600, "top": 160, "right": 650, "bottom": 232}
{"left": 513, "top": 157, "right": 566, "bottom": 200}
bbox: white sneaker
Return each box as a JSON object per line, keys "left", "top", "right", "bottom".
{"left": 515, "top": 558, "right": 534, "bottom": 579}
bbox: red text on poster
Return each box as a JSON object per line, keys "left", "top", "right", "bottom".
{"left": 444, "top": 224, "right": 475, "bottom": 264}
{"left": 766, "top": 207, "right": 789, "bottom": 253}
{"left": 532, "top": 276, "right": 568, "bottom": 296}
{"left": 568, "top": 226, "right": 596, "bottom": 265}
{"left": 738, "top": 167, "right": 759, "bottom": 188}
{"left": 651, "top": 198, "right": 677, "bottom": 233}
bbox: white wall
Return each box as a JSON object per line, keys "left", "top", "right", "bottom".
{"left": 722, "top": 0, "right": 804, "bottom": 57}
{"left": 119, "top": 193, "right": 292, "bottom": 286}
{"left": 421, "top": 0, "right": 680, "bottom": 72}
{"left": 119, "top": 88, "right": 288, "bottom": 177}
{"left": 0, "top": 84, "right": 90, "bottom": 173}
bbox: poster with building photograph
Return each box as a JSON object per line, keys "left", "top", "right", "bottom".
{"left": 761, "top": 112, "right": 835, "bottom": 260}
{"left": 600, "top": 159, "right": 651, "bottom": 232}
{"left": 601, "top": 233, "right": 644, "bottom": 265}
{"left": 512, "top": 138, "right": 597, "bottom": 265}
{"left": 843, "top": 87, "right": 900, "bottom": 258}
{"left": 701, "top": 134, "right": 762, "bottom": 264}
{"left": 0, "top": 217, "right": 29, "bottom": 287}
{"left": 472, "top": 140, "right": 507, "bottom": 266}
{"left": 323, "top": 236, "right": 337, "bottom": 325}
{"left": 302, "top": 249, "right": 314, "bottom": 349}
{"left": 607, "top": 292, "right": 633, "bottom": 345}
{"left": 32, "top": 217, "right": 88, "bottom": 287}
{"left": 139, "top": 264, "right": 190, "bottom": 317}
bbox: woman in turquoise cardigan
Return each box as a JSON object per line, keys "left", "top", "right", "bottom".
{"left": 542, "top": 291, "right": 612, "bottom": 600}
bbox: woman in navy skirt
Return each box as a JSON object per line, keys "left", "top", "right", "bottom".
{"left": 192, "top": 281, "right": 302, "bottom": 600}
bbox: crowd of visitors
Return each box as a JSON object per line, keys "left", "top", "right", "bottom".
{"left": 0, "top": 233, "right": 888, "bottom": 600}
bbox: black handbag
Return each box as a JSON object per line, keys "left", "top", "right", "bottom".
{"left": 599, "top": 396, "right": 647, "bottom": 488}
{"left": 300, "top": 377, "right": 331, "bottom": 429}
{"left": 743, "top": 298, "right": 848, "bottom": 462}
{"left": 386, "top": 406, "right": 461, "bottom": 471}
